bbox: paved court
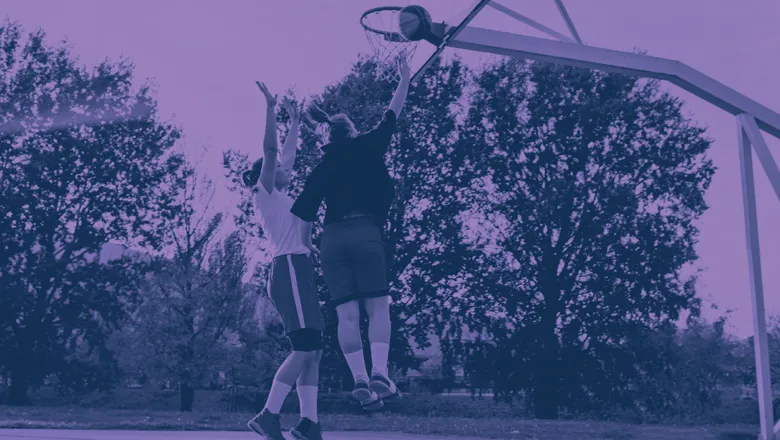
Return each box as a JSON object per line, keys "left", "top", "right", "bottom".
{"left": 0, "top": 430, "right": 488, "bottom": 440}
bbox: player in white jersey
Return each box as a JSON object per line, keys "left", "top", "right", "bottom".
{"left": 244, "top": 82, "right": 324, "bottom": 440}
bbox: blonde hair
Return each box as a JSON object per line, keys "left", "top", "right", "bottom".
{"left": 308, "top": 103, "right": 358, "bottom": 142}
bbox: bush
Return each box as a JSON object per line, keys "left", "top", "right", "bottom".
{"left": 226, "top": 389, "right": 525, "bottom": 418}
{"left": 21, "top": 385, "right": 766, "bottom": 425}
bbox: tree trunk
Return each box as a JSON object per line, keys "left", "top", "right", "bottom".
{"left": 7, "top": 371, "right": 30, "bottom": 406}
{"left": 533, "top": 258, "right": 562, "bottom": 419}
{"left": 532, "top": 352, "right": 560, "bottom": 419}
{"left": 533, "top": 304, "right": 561, "bottom": 419}
{"left": 180, "top": 382, "right": 194, "bottom": 411}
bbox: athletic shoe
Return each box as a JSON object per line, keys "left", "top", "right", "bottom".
{"left": 369, "top": 372, "right": 402, "bottom": 400}
{"left": 247, "top": 409, "right": 285, "bottom": 440}
{"left": 290, "top": 417, "right": 323, "bottom": 440}
{"left": 353, "top": 379, "right": 383, "bottom": 410}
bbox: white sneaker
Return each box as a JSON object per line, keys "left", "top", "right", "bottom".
{"left": 352, "top": 378, "right": 383, "bottom": 410}
{"left": 369, "top": 372, "right": 402, "bottom": 400}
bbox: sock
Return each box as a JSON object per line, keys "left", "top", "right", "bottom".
{"left": 371, "top": 342, "right": 389, "bottom": 377}
{"left": 263, "top": 381, "right": 293, "bottom": 414}
{"left": 344, "top": 350, "right": 368, "bottom": 381}
{"left": 297, "top": 385, "right": 318, "bottom": 423}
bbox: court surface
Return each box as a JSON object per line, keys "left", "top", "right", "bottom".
{"left": 0, "top": 430, "right": 488, "bottom": 440}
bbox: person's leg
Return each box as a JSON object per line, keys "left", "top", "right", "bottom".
{"left": 335, "top": 300, "right": 367, "bottom": 381}
{"left": 335, "top": 300, "right": 381, "bottom": 409}
{"left": 321, "top": 225, "right": 365, "bottom": 382}
{"left": 348, "top": 221, "right": 399, "bottom": 400}
{"left": 284, "top": 255, "right": 325, "bottom": 433}
{"left": 248, "top": 348, "right": 313, "bottom": 439}
{"left": 289, "top": 330, "right": 324, "bottom": 440}
{"left": 265, "top": 350, "right": 312, "bottom": 413}
{"left": 363, "top": 295, "right": 391, "bottom": 377}
{"left": 250, "top": 256, "right": 312, "bottom": 439}
{"left": 363, "top": 295, "right": 400, "bottom": 399}
{"left": 322, "top": 221, "right": 381, "bottom": 409}
{"left": 296, "top": 349, "right": 322, "bottom": 422}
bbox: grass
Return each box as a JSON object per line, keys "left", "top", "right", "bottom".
{"left": 0, "top": 407, "right": 762, "bottom": 439}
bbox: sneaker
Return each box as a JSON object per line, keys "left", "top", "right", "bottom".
{"left": 247, "top": 409, "right": 285, "bottom": 440}
{"left": 369, "top": 372, "right": 402, "bottom": 400}
{"left": 290, "top": 417, "right": 323, "bottom": 440}
{"left": 353, "top": 378, "right": 383, "bottom": 411}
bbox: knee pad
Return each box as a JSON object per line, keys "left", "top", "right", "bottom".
{"left": 288, "top": 329, "right": 323, "bottom": 352}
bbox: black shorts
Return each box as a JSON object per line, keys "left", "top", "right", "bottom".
{"left": 267, "top": 253, "right": 325, "bottom": 333}
{"left": 287, "top": 328, "right": 322, "bottom": 352}
{"left": 320, "top": 217, "right": 390, "bottom": 306}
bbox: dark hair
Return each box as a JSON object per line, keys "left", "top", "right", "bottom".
{"left": 307, "top": 103, "right": 356, "bottom": 142}
{"left": 242, "top": 158, "right": 263, "bottom": 188}
{"left": 307, "top": 104, "right": 331, "bottom": 125}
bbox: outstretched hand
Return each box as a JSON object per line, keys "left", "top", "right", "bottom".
{"left": 283, "top": 96, "right": 305, "bottom": 121}
{"left": 397, "top": 57, "right": 411, "bottom": 81}
{"left": 255, "top": 81, "right": 277, "bottom": 107}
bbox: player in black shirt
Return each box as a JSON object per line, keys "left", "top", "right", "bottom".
{"left": 291, "top": 59, "right": 411, "bottom": 410}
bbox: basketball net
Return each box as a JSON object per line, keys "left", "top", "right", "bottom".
{"left": 361, "top": 7, "right": 419, "bottom": 83}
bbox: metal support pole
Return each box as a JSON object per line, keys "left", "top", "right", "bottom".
{"left": 739, "top": 114, "right": 780, "bottom": 204}
{"left": 737, "top": 114, "right": 775, "bottom": 440}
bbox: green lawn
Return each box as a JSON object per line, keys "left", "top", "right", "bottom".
{"left": 0, "top": 407, "right": 761, "bottom": 440}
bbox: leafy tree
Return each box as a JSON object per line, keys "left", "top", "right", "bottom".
{"left": 742, "top": 316, "right": 780, "bottom": 390}
{"left": 225, "top": 262, "right": 290, "bottom": 389}
{"left": 113, "top": 171, "right": 250, "bottom": 411}
{"left": 452, "top": 59, "right": 714, "bottom": 418}
{"left": 0, "top": 21, "right": 186, "bottom": 404}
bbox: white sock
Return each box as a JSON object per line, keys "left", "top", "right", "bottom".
{"left": 344, "top": 350, "right": 368, "bottom": 381}
{"left": 297, "top": 385, "right": 318, "bottom": 423}
{"left": 371, "top": 342, "right": 389, "bottom": 377}
{"left": 263, "top": 381, "right": 293, "bottom": 414}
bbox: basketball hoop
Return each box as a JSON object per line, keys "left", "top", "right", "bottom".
{"left": 360, "top": 6, "right": 419, "bottom": 83}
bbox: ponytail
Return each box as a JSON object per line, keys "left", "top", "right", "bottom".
{"left": 307, "top": 103, "right": 357, "bottom": 143}
{"left": 307, "top": 103, "right": 332, "bottom": 125}
{"left": 242, "top": 159, "right": 263, "bottom": 188}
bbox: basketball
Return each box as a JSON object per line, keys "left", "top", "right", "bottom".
{"left": 398, "top": 5, "right": 432, "bottom": 41}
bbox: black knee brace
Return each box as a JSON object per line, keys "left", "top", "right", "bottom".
{"left": 287, "top": 328, "right": 323, "bottom": 352}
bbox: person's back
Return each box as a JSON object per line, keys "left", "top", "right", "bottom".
{"left": 290, "top": 59, "right": 411, "bottom": 413}
{"left": 317, "top": 132, "right": 395, "bottom": 226}
{"left": 293, "top": 109, "right": 398, "bottom": 228}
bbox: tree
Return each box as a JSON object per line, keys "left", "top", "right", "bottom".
{"left": 741, "top": 316, "right": 780, "bottom": 390}
{"left": 0, "top": 21, "right": 187, "bottom": 404}
{"left": 113, "top": 171, "right": 250, "bottom": 411}
{"left": 225, "top": 263, "right": 290, "bottom": 389}
{"left": 452, "top": 59, "right": 714, "bottom": 418}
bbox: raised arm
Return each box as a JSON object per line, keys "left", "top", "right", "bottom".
{"left": 387, "top": 58, "right": 411, "bottom": 117}
{"left": 363, "top": 60, "right": 410, "bottom": 155}
{"left": 280, "top": 97, "right": 303, "bottom": 172}
{"left": 256, "top": 81, "right": 278, "bottom": 194}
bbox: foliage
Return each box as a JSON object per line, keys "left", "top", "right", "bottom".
{"left": 452, "top": 59, "right": 714, "bottom": 418}
{"left": 111, "top": 171, "right": 251, "bottom": 411}
{"left": 0, "top": 20, "right": 186, "bottom": 404}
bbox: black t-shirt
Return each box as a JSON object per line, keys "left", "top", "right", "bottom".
{"left": 290, "top": 110, "right": 397, "bottom": 227}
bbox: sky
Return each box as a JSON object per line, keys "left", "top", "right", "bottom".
{"left": 3, "top": 0, "right": 779, "bottom": 338}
